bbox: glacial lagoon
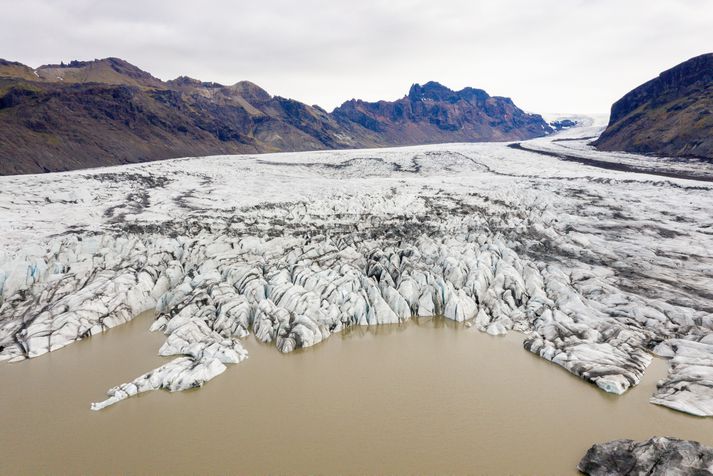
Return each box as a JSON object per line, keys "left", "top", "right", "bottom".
{"left": 1, "top": 311, "right": 711, "bottom": 475}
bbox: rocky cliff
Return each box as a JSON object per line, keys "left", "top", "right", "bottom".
{"left": 594, "top": 53, "right": 713, "bottom": 160}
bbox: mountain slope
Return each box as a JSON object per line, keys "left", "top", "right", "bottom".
{"left": 0, "top": 58, "right": 551, "bottom": 175}
{"left": 594, "top": 53, "right": 713, "bottom": 160}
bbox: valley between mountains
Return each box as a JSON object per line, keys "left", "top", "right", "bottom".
{"left": 0, "top": 57, "right": 551, "bottom": 175}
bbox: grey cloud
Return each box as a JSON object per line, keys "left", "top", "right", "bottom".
{"left": 1, "top": 0, "right": 711, "bottom": 112}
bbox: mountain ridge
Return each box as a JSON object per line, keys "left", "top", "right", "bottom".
{"left": 0, "top": 57, "right": 552, "bottom": 175}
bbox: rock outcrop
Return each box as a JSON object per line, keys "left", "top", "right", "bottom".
{"left": 595, "top": 53, "right": 713, "bottom": 160}
{"left": 0, "top": 58, "right": 551, "bottom": 175}
{"left": 578, "top": 437, "right": 713, "bottom": 475}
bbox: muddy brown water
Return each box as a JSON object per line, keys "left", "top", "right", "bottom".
{"left": 1, "top": 312, "right": 711, "bottom": 475}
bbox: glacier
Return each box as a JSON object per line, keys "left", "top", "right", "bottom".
{"left": 0, "top": 116, "right": 712, "bottom": 415}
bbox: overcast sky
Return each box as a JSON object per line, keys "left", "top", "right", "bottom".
{"left": 2, "top": 0, "right": 712, "bottom": 113}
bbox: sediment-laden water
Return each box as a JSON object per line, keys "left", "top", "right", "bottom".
{"left": 1, "top": 311, "right": 711, "bottom": 475}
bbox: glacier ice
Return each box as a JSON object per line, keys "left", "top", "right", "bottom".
{"left": 1, "top": 118, "right": 712, "bottom": 415}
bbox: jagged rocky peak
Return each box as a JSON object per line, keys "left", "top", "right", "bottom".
{"left": 39, "top": 57, "right": 132, "bottom": 71}
{"left": 333, "top": 80, "right": 552, "bottom": 142}
{"left": 408, "top": 81, "right": 457, "bottom": 101}
{"left": 595, "top": 52, "right": 713, "bottom": 160}
{"left": 408, "top": 81, "right": 489, "bottom": 104}
{"left": 34, "top": 57, "right": 165, "bottom": 88}
{"left": 167, "top": 75, "right": 224, "bottom": 89}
